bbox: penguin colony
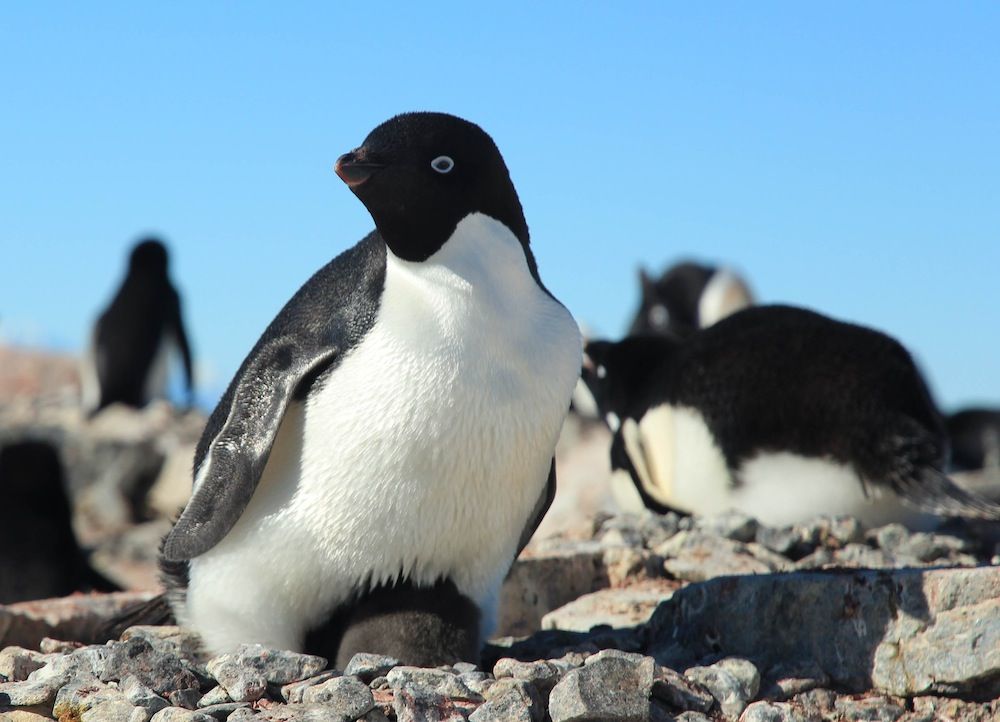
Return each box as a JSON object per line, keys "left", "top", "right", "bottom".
{"left": 65, "top": 112, "right": 998, "bottom": 667}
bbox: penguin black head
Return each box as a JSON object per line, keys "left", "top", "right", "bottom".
{"left": 129, "top": 238, "right": 169, "bottom": 275}
{"left": 335, "top": 112, "right": 529, "bottom": 262}
{"left": 582, "top": 335, "right": 680, "bottom": 428}
{"left": 630, "top": 262, "right": 754, "bottom": 338}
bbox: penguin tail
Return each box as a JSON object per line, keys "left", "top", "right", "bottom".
{"left": 893, "top": 466, "right": 1000, "bottom": 521}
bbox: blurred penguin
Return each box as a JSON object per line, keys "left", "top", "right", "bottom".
{"left": 0, "top": 440, "right": 116, "bottom": 603}
{"left": 582, "top": 305, "right": 1000, "bottom": 528}
{"left": 629, "top": 261, "right": 754, "bottom": 338}
{"left": 947, "top": 408, "right": 1000, "bottom": 472}
{"left": 81, "top": 238, "right": 194, "bottom": 415}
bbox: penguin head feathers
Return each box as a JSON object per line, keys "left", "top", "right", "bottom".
{"left": 336, "top": 112, "right": 529, "bottom": 262}
{"left": 582, "top": 334, "right": 680, "bottom": 430}
{"left": 128, "top": 238, "right": 169, "bottom": 277}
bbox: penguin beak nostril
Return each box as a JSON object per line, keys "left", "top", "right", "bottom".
{"left": 334, "top": 151, "right": 385, "bottom": 188}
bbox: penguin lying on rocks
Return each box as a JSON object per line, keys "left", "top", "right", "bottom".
{"left": 582, "top": 304, "right": 1000, "bottom": 527}
{"left": 149, "top": 112, "right": 582, "bottom": 667}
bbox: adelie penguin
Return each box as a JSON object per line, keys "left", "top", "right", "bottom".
{"left": 582, "top": 305, "right": 1000, "bottom": 527}
{"left": 158, "top": 113, "right": 582, "bottom": 666}
{"left": 81, "top": 238, "right": 194, "bottom": 415}
{"left": 946, "top": 408, "right": 1000, "bottom": 472}
{"left": 629, "top": 261, "right": 754, "bottom": 338}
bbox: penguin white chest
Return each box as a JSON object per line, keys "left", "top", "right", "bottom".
{"left": 186, "top": 213, "right": 581, "bottom": 652}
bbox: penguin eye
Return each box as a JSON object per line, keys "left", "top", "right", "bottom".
{"left": 431, "top": 155, "right": 455, "bottom": 174}
{"left": 649, "top": 304, "right": 669, "bottom": 328}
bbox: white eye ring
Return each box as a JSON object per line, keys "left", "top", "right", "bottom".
{"left": 431, "top": 155, "right": 455, "bottom": 174}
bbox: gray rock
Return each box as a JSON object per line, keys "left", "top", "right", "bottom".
{"left": 197, "top": 702, "right": 252, "bottom": 720}
{"left": 386, "top": 666, "right": 482, "bottom": 701}
{"left": 0, "top": 647, "right": 49, "bottom": 682}
{"left": 651, "top": 665, "right": 715, "bottom": 714}
{"left": 53, "top": 682, "right": 145, "bottom": 722}
{"left": 469, "top": 678, "right": 543, "bottom": 722}
{"left": 451, "top": 662, "right": 478, "bottom": 675}
{"left": 498, "top": 540, "right": 617, "bottom": 636}
{"left": 209, "top": 644, "right": 328, "bottom": 684}
{"left": 759, "top": 661, "right": 829, "bottom": 701}
{"left": 0, "top": 678, "right": 61, "bottom": 706}
{"left": 739, "top": 701, "right": 813, "bottom": 722}
{"left": 121, "top": 626, "right": 205, "bottom": 665}
{"left": 392, "top": 685, "right": 468, "bottom": 722}
{"left": 457, "top": 671, "right": 493, "bottom": 696}
{"left": 685, "top": 657, "right": 760, "bottom": 719}
{"left": 280, "top": 672, "right": 340, "bottom": 704}
{"left": 301, "top": 675, "right": 375, "bottom": 717}
{"left": 754, "top": 525, "right": 800, "bottom": 557}
{"left": 694, "top": 511, "right": 759, "bottom": 543}
{"left": 196, "top": 685, "right": 233, "bottom": 708}
{"left": 871, "top": 524, "right": 911, "bottom": 553}
{"left": 541, "top": 583, "right": 675, "bottom": 632}
{"left": 492, "top": 658, "right": 562, "bottom": 696}
{"left": 646, "top": 565, "right": 1000, "bottom": 697}
{"left": 797, "top": 515, "right": 864, "bottom": 549}
{"left": 121, "top": 674, "right": 171, "bottom": 716}
{"left": 150, "top": 708, "right": 218, "bottom": 722}
{"left": 28, "top": 644, "right": 110, "bottom": 687}
{"left": 658, "top": 532, "right": 780, "bottom": 582}
{"left": 103, "top": 637, "right": 201, "bottom": 696}
{"left": 832, "top": 695, "right": 905, "bottom": 721}
{"left": 207, "top": 646, "right": 327, "bottom": 703}
{"left": 674, "top": 714, "right": 713, "bottom": 722}
{"left": 342, "top": 653, "right": 400, "bottom": 683}
{"left": 548, "top": 649, "right": 669, "bottom": 722}
{"left": 167, "top": 687, "right": 203, "bottom": 709}
{"left": 638, "top": 511, "right": 683, "bottom": 548}
{"left": 39, "top": 638, "right": 82, "bottom": 654}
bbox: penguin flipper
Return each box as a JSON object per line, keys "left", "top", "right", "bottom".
{"left": 612, "top": 421, "right": 685, "bottom": 516}
{"left": 161, "top": 337, "right": 341, "bottom": 561}
{"left": 515, "top": 459, "right": 557, "bottom": 556}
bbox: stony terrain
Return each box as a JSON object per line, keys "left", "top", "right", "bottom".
{"left": 2, "top": 345, "right": 1000, "bottom": 720}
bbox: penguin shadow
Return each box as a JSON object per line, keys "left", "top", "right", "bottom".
{"left": 484, "top": 566, "right": 954, "bottom": 699}
{"left": 0, "top": 440, "right": 118, "bottom": 604}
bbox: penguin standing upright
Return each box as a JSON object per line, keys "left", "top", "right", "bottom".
{"left": 583, "top": 304, "right": 1000, "bottom": 527}
{"left": 82, "top": 238, "right": 194, "bottom": 414}
{"left": 159, "top": 113, "right": 582, "bottom": 667}
{"left": 629, "top": 261, "right": 754, "bottom": 338}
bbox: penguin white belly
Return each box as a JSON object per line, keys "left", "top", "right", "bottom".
{"left": 185, "top": 214, "right": 582, "bottom": 653}
{"left": 628, "top": 404, "right": 914, "bottom": 527}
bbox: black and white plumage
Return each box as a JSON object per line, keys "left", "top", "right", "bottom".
{"left": 82, "top": 238, "right": 194, "bottom": 415}
{"left": 946, "top": 408, "right": 1000, "bottom": 472}
{"left": 583, "top": 304, "right": 1000, "bottom": 527}
{"left": 159, "top": 112, "right": 582, "bottom": 667}
{"left": 629, "top": 261, "right": 754, "bottom": 338}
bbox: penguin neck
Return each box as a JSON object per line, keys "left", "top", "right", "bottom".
{"left": 384, "top": 212, "right": 541, "bottom": 298}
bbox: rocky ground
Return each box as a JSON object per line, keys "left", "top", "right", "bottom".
{"left": 2, "top": 345, "right": 1000, "bottom": 720}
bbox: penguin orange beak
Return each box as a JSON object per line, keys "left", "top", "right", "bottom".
{"left": 334, "top": 150, "right": 385, "bottom": 187}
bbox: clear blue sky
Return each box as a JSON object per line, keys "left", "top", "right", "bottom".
{"left": 2, "top": 3, "right": 997, "bottom": 411}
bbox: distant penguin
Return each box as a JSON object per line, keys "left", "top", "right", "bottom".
{"left": 582, "top": 305, "right": 1000, "bottom": 527}
{"left": 629, "top": 261, "right": 754, "bottom": 338}
{"left": 81, "top": 238, "right": 194, "bottom": 415}
{"left": 946, "top": 408, "right": 1000, "bottom": 472}
{"left": 157, "top": 113, "right": 582, "bottom": 667}
{"left": 0, "top": 440, "right": 116, "bottom": 603}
